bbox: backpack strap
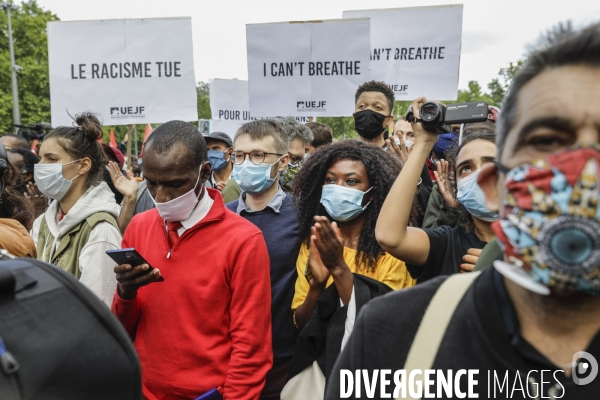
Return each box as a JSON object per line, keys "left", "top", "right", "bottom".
{"left": 85, "top": 212, "right": 119, "bottom": 232}
{"left": 400, "top": 271, "right": 481, "bottom": 400}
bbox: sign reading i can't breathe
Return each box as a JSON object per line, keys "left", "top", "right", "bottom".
{"left": 209, "top": 79, "right": 315, "bottom": 138}
{"left": 246, "top": 19, "right": 371, "bottom": 117}
{"left": 47, "top": 17, "right": 198, "bottom": 126}
{"left": 343, "top": 5, "right": 463, "bottom": 101}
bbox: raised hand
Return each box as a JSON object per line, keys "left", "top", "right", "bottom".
{"left": 410, "top": 97, "right": 440, "bottom": 146}
{"left": 107, "top": 161, "right": 138, "bottom": 199}
{"left": 434, "top": 159, "right": 460, "bottom": 208}
{"left": 386, "top": 134, "right": 410, "bottom": 165}
{"left": 24, "top": 182, "right": 48, "bottom": 217}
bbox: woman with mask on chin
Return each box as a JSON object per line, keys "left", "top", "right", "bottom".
{"left": 290, "top": 141, "right": 418, "bottom": 331}
{"left": 377, "top": 104, "right": 498, "bottom": 283}
{"left": 32, "top": 113, "right": 121, "bottom": 306}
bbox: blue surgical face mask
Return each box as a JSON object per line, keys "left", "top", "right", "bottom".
{"left": 456, "top": 169, "right": 498, "bottom": 222}
{"left": 232, "top": 158, "right": 281, "bottom": 195}
{"left": 207, "top": 150, "right": 230, "bottom": 172}
{"left": 320, "top": 184, "right": 373, "bottom": 222}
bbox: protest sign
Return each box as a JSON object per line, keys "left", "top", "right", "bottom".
{"left": 246, "top": 19, "right": 370, "bottom": 117}
{"left": 48, "top": 17, "right": 197, "bottom": 126}
{"left": 210, "top": 79, "right": 314, "bottom": 138}
{"left": 343, "top": 5, "right": 463, "bottom": 100}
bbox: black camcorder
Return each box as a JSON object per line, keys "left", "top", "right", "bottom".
{"left": 406, "top": 101, "right": 489, "bottom": 133}
{"left": 15, "top": 123, "right": 53, "bottom": 141}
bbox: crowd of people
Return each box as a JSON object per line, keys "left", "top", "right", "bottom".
{"left": 0, "top": 22, "right": 599, "bottom": 400}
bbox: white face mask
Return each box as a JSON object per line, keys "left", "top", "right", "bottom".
{"left": 34, "top": 159, "right": 83, "bottom": 201}
{"left": 151, "top": 164, "right": 203, "bottom": 222}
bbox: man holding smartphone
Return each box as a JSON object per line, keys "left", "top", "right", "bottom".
{"left": 111, "top": 121, "right": 273, "bottom": 400}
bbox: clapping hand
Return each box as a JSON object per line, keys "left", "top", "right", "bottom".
{"left": 312, "top": 216, "right": 347, "bottom": 274}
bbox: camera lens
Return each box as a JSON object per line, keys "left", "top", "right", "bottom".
{"left": 420, "top": 103, "right": 439, "bottom": 121}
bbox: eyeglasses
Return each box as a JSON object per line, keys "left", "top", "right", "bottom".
{"left": 233, "top": 151, "right": 284, "bottom": 165}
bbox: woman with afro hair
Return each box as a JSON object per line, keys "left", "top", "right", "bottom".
{"left": 285, "top": 140, "right": 419, "bottom": 388}
{"left": 290, "top": 140, "right": 419, "bottom": 330}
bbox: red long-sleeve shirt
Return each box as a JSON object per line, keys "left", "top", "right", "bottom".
{"left": 112, "top": 189, "right": 273, "bottom": 400}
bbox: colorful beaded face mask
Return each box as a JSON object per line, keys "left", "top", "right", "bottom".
{"left": 493, "top": 144, "right": 600, "bottom": 296}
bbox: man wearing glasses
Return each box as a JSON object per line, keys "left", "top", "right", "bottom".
{"left": 226, "top": 120, "right": 302, "bottom": 400}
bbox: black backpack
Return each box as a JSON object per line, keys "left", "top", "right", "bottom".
{"left": 0, "top": 255, "right": 142, "bottom": 400}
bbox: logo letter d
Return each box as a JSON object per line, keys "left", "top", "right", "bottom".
{"left": 573, "top": 351, "right": 598, "bottom": 385}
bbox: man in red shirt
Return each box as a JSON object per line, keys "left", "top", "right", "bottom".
{"left": 111, "top": 121, "right": 272, "bottom": 399}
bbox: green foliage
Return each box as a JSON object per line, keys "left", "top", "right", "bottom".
{"left": 318, "top": 116, "right": 356, "bottom": 140}
{"left": 0, "top": 0, "right": 58, "bottom": 133}
{"left": 445, "top": 80, "right": 496, "bottom": 107}
{"left": 487, "top": 60, "right": 524, "bottom": 106}
{"left": 197, "top": 81, "right": 210, "bottom": 119}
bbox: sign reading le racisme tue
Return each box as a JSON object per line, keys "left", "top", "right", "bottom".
{"left": 246, "top": 18, "right": 371, "bottom": 117}
{"left": 343, "top": 5, "right": 463, "bottom": 101}
{"left": 47, "top": 17, "right": 198, "bottom": 126}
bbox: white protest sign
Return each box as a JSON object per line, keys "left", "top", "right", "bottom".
{"left": 209, "top": 79, "right": 314, "bottom": 138}
{"left": 48, "top": 18, "right": 197, "bottom": 126}
{"left": 343, "top": 5, "right": 463, "bottom": 101}
{"left": 246, "top": 19, "right": 370, "bottom": 117}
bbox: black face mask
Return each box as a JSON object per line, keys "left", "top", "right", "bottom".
{"left": 353, "top": 109, "right": 389, "bottom": 139}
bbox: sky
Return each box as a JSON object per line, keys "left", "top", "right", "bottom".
{"left": 33, "top": 0, "right": 600, "bottom": 91}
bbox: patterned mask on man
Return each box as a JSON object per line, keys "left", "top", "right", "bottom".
{"left": 493, "top": 144, "right": 600, "bottom": 296}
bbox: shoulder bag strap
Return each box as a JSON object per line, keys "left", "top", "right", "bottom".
{"left": 400, "top": 271, "right": 481, "bottom": 400}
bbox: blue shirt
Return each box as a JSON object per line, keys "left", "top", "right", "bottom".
{"left": 226, "top": 188, "right": 300, "bottom": 362}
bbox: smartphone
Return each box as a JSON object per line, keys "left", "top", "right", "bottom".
{"left": 106, "top": 248, "right": 164, "bottom": 281}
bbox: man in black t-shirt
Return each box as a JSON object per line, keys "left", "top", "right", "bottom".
{"left": 328, "top": 23, "right": 600, "bottom": 399}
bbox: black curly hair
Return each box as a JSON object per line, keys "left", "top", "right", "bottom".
{"left": 0, "top": 162, "right": 34, "bottom": 231}
{"left": 292, "top": 140, "right": 420, "bottom": 272}
{"left": 355, "top": 80, "right": 395, "bottom": 115}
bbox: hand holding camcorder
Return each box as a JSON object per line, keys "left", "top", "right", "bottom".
{"left": 406, "top": 101, "right": 489, "bottom": 133}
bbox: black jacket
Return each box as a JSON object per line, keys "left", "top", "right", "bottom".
{"left": 287, "top": 274, "right": 393, "bottom": 381}
{"left": 325, "top": 266, "right": 600, "bottom": 399}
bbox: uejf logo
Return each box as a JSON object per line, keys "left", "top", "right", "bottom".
{"left": 297, "top": 101, "right": 326, "bottom": 112}
{"left": 110, "top": 106, "right": 145, "bottom": 119}
{"left": 573, "top": 351, "right": 598, "bottom": 385}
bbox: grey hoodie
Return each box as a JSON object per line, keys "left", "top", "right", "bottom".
{"left": 32, "top": 182, "right": 122, "bottom": 306}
